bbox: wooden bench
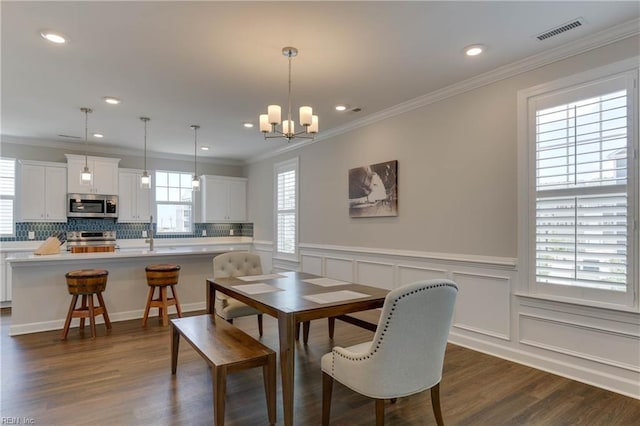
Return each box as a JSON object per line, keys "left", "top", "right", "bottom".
{"left": 171, "top": 314, "right": 276, "bottom": 426}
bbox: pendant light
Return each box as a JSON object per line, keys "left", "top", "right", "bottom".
{"left": 191, "top": 125, "right": 200, "bottom": 191}
{"left": 140, "top": 117, "right": 151, "bottom": 189}
{"left": 80, "top": 107, "right": 93, "bottom": 183}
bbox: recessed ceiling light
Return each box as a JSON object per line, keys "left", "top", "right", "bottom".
{"left": 464, "top": 44, "right": 485, "bottom": 56}
{"left": 103, "top": 97, "right": 121, "bottom": 105}
{"left": 200, "top": 146, "right": 210, "bottom": 151}
{"left": 40, "top": 31, "right": 68, "bottom": 44}
{"left": 335, "top": 105, "right": 348, "bottom": 111}
{"left": 243, "top": 122, "right": 254, "bottom": 128}
{"left": 93, "top": 133, "right": 104, "bottom": 138}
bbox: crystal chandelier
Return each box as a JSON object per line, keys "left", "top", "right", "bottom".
{"left": 259, "top": 47, "right": 318, "bottom": 142}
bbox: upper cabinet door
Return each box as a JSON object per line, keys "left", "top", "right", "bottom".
{"left": 118, "top": 170, "right": 152, "bottom": 222}
{"left": 227, "top": 179, "right": 247, "bottom": 222}
{"left": 20, "top": 164, "right": 46, "bottom": 220}
{"left": 44, "top": 166, "right": 67, "bottom": 220}
{"left": 201, "top": 175, "right": 248, "bottom": 222}
{"left": 19, "top": 161, "right": 67, "bottom": 222}
{"left": 65, "top": 154, "right": 120, "bottom": 194}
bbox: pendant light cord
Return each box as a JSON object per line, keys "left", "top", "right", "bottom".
{"left": 143, "top": 119, "right": 147, "bottom": 171}
{"left": 80, "top": 107, "right": 92, "bottom": 168}
{"left": 287, "top": 51, "right": 293, "bottom": 128}
{"left": 193, "top": 126, "right": 198, "bottom": 176}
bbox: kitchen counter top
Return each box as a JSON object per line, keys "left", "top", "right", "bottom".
{"left": 7, "top": 238, "right": 253, "bottom": 335}
{"left": 1, "top": 236, "right": 253, "bottom": 254}
{"left": 6, "top": 243, "right": 251, "bottom": 264}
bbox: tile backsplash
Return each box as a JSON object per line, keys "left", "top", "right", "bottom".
{"left": 2, "top": 219, "right": 253, "bottom": 241}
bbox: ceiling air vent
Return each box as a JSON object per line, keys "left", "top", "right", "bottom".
{"left": 58, "top": 134, "right": 81, "bottom": 139}
{"left": 536, "top": 18, "right": 585, "bottom": 41}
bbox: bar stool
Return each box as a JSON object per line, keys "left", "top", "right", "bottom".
{"left": 62, "top": 269, "right": 111, "bottom": 340}
{"left": 143, "top": 264, "right": 183, "bottom": 327}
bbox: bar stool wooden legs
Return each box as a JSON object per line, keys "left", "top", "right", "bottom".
{"left": 143, "top": 264, "right": 183, "bottom": 327}
{"left": 62, "top": 269, "right": 111, "bottom": 340}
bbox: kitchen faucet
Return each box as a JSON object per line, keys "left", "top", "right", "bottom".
{"left": 146, "top": 215, "right": 154, "bottom": 251}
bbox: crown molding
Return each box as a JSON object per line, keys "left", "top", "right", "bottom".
{"left": 0, "top": 134, "right": 244, "bottom": 166}
{"left": 247, "top": 18, "right": 640, "bottom": 164}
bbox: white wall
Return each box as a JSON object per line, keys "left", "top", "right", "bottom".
{"left": 246, "top": 36, "right": 640, "bottom": 398}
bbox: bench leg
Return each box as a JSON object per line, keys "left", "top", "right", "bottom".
{"left": 212, "top": 365, "right": 227, "bottom": 426}
{"left": 263, "top": 353, "right": 277, "bottom": 425}
{"left": 257, "top": 314, "right": 263, "bottom": 336}
{"left": 171, "top": 323, "right": 180, "bottom": 375}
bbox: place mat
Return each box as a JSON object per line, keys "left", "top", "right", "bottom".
{"left": 232, "top": 283, "right": 283, "bottom": 295}
{"left": 302, "top": 277, "right": 351, "bottom": 287}
{"left": 237, "top": 273, "right": 285, "bottom": 282}
{"left": 303, "top": 290, "right": 370, "bottom": 304}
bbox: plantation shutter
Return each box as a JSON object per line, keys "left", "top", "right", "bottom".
{"left": 534, "top": 82, "right": 629, "bottom": 292}
{"left": 276, "top": 164, "right": 297, "bottom": 255}
{"left": 0, "top": 158, "right": 16, "bottom": 235}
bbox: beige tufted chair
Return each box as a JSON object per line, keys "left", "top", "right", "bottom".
{"left": 212, "top": 251, "right": 264, "bottom": 336}
{"left": 321, "top": 279, "right": 458, "bottom": 426}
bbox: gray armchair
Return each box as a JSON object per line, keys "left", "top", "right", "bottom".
{"left": 321, "top": 279, "right": 458, "bottom": 425}
{"left": 212, "top": 252, "right": 264, "bottom": 336}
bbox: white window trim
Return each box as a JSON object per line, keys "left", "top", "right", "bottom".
{"left": 0, "top": 158, "right": 16, "bottom": 237}
{"left": 517, "top": 57, "right": 639, "bottom": 312}
{"left": 154, "top": 170, "right": 194, "bottom": 234}
{"left": 273, "top": 157, "right": 299, "bottom": 262}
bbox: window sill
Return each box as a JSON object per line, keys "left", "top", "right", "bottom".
{"left": 514, "top": 292, "right": 639, "bottom": 314}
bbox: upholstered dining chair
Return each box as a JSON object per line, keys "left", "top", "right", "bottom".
{"left": 321, "top": 279, "right": 458, "bottom": 426}
{"left": 212, "top": 251, "right": 265, "bottom": 336}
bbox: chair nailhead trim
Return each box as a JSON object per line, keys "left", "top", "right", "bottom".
{"left": 331, "top": 281, "right": 458, "bottom": 367}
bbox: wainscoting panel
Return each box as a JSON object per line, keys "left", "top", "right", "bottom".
{"left": 301, "top": 254, "right": 323, "bottom": 276}
{"left": 451, "top": 271, "right": 511, "bottom": 341}
{"left": 260, "top": 242, "right": 640, "bottom": 398}
{"left": 355, "top": 260, "right": 395, "bottom": 289}
{"left": 325, "top": 256, "right": 354, "bottom": 282}
{"left": 519, "top": 313, "right": 640, "bottom": 372}
{"left": 397, "top": 264, "right": 448, "bottom": 286}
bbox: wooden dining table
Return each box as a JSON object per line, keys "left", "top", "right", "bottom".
{"left": 206, "top": 271, "right": 389, "bottom": 426}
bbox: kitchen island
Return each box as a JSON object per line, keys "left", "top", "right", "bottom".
{"left": 6, "top": 238, "right": 252, "bottom": 335}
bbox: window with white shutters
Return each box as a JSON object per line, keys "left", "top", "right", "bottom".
{"left": 0, "top": 158, "right": 16, "bottom": 236}
{"left": 275, "top": 158, "right": 298, "bottom": 258}
{"left": 519, "top": 60, "right": 638, "bottom": 308}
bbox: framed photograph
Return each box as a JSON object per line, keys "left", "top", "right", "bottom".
{"left": 348, "top": 160, "right": 398, "bottom": 218}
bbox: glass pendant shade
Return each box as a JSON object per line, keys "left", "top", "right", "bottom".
{"left": 191, "top": 124, "right": 200, "bottom": 192}
{"left": 80, "top": 107, "right": 93, "bottom": 183}
{"left": 140, "top": 117, "right": 151, "bottom": 190}
{"left": 140, "top": 170, "right": 151, "bottom": 189}
{"left": 81, "top": 166, "right": 92, "bottom": 183}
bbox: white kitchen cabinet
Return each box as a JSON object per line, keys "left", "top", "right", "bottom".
{"left": 19, "top": 161, "right": 67, "bottom": 222}
{"left": 65, "top": 154, "right": 120, "bottom": 195}
{"left": 200, "top": 175, "right": 247, "bottom": 222}
{"left": 118, "top": 169, "right": 152, "bottom": 222}
{"left": 0, "top": 251, "right": 13, "bottom": 304}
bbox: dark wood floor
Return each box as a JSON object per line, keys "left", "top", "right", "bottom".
{"left": 1, "top": 309, "right": 638, "bottom": 425}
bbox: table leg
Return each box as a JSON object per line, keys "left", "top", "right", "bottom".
{"left": 278, "top": 312, "right": 296, "bottom": 426}
{"left": 207, "top": 282, "right": 215, "bottom": 314}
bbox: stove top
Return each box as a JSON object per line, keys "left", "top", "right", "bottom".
{"left": 66, "top": 230, "right": 117, "bottom": 249}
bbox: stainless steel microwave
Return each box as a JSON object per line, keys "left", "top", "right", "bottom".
{"left": 67, "top": 194, "right": 118, "bottom": 219}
